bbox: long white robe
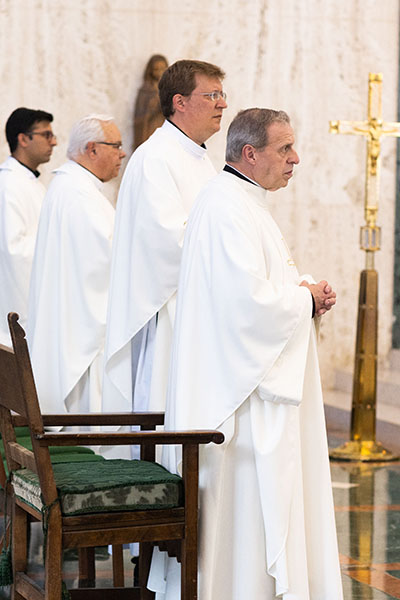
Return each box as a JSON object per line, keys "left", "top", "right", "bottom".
{"left": 102, "top": 120, "right": 216, "bottom": 416}
{"left": 0, "top": 156, "right": 45, "bottom": 346}
{"left": 27, "top": 160, "right": 114, "bottom": 415}
{"left": 149, "top": 171, "right": 343, "bottom": 599}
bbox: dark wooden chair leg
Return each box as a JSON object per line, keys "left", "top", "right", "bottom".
{"left": 11, "top": 501, "right": 28, "bottom": 600}
{"left": 79, "top": 547, "right": 95, "bottom": 587}
{"left": 112, "top": 544, "right": 125, "bottom": 587}
{"left": 12, "top": 501, "right": 28, "bottom": 574}
{"left": 44, "top": 506, "right": 63, "bottom": 600}
{"left": 181, "top": 444, "right": 199, "bottom": 600}
{"left": 181, "top": 538, "right": 197, "bottom": 600}
{"left": 0, "top": 483, "right": 11, "bottom": 553}
{"left": 139, "top": 542, "right": 155, "bottom": 599}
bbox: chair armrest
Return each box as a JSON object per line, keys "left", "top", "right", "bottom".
{"left": 12, "top": 412, "right": 165, "bottom": 428}
{"left": 34, "top": 430, "right": 224, "bottom": 447}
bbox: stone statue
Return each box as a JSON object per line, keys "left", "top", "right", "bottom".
{"left": 133, "top": 54, "right": 168, "bottom": 150}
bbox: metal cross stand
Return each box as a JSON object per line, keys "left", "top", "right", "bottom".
{"left": 329, "top": 73, "right": 400, "bottom": 461}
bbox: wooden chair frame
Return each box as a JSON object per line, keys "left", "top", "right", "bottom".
{"left": 2, "top": 411, "right": 165, "bottom": 585}
{"left": 0, "top": 313, "right": 224, "bottom": 600}
{"left": 0, "top": 450, "right": 10, "bottom": 555}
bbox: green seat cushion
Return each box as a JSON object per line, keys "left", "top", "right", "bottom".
{"left": 0, "top": 427, "right": 31, "bottom": 440}
{"left": 0, "top": 430, "right": 103, "bottom": 489}
{"left": 12, "top": 459, "right": 183, "bottom": 515}
{"left": 1, "top": 436, "right": 97, "bottom": 458}
{"left": 48, "top": 453, "right": 105, "bottom": 464}
{"left": 14, "top": 427, "right": 31, "bottom": 438}
{"left": 2, "top": 451, "right": 105, "bottom": 483}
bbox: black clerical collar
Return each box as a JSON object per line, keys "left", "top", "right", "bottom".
{"left": 15, "top": 158, "right": 40, "bottom": 178}
{"left": 223, "top": 164, "right": 257, "bottom": 186}
{"left": 224, "top": 163, "right": 315, "bottom": 317}
{"left": 167, "top": 119, "right": 207, "bottom": 149}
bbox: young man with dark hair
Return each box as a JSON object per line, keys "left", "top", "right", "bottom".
{"left": 103, "top": 59, "right": 227, "bottom": 435}
{"left": 0, "top": 107, "right": 56, "bottom": 345}
{"left": 5, "top": 107, "right": 54, "bottom": 156}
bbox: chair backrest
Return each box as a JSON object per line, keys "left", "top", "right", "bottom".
{"left": 0, "top": 313, "right": 58, "bottom": 504}
{"left": 0, "top": 332, "right": 30, "bottom": 474}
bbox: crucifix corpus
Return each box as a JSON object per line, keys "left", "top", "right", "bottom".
{"left": 329, "top": 72, "right": 400, "bottom": 461}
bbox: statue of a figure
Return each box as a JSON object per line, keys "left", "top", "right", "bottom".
{"left": 133, "top": 54, "right": 168, "bottom": 150}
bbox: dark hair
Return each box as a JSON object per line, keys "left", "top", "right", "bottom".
{"left": 143, "top": 54, "right": 168, "bottom": 82}
{"left": 5, "top": 107, "right": 54, "bottom": 153}
{"left": 158, "top": 59, "right": 225, "bottom": 118}
{"left": 226, "top": 108, "right": 290, "bottom": 162}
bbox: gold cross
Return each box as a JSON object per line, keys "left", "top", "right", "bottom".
{"left": 329, "top": 73, "right": 400, "bottom": 268}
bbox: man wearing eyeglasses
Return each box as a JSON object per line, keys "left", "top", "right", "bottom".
{"left": 103, "top": 60, "right": 227, "bottom": 440}
{"left": 27, "top": 115, "right": 126, "bottom": 418}
{"left": 0, "top": 107, "right": 56, "bottom": 347}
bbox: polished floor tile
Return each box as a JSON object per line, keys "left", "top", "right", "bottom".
{"left": 330, "top": 428, "right": 400, "bottom": 600}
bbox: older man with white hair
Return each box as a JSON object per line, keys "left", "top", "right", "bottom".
{"left": 27, "top": 114, "right": 125, "bottom": 416}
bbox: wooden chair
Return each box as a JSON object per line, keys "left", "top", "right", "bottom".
{"left": 0, "top": 313, "right": 224, "bottom": 599}
{"left": 0, "top": 426, "right": 106, "bottom": 569}
{"left": 0, "top": 444, "right": 9, "bottom": 555}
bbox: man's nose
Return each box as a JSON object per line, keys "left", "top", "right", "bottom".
{"left": 217, "top": 97, "right": 228, "bottom": 109}
{"left": 290, "top": 149, "right": 300, "bottom": 164}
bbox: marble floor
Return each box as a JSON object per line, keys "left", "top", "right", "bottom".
{"left": 331, "top": 457, "right": 400, "bottom": 599}
{"left": 2, "top": 406, "right": 400, "bottom": 599}
{"left": 328, "top": 402, "right": 400, "bottom": 600}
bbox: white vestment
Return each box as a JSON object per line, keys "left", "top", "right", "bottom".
{"left": 0, "top": 157, "right": 45, "bottom": 346}
{"left": 103, "top": 120, "right": 216, "bottom": 416}
{"left": 27, "top": 160, "right": 114, "bottom": 415}
{"left": 149, "top": 171, "right": 343, "bottom": 599}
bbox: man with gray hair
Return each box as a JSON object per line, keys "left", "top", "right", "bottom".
{"left": 27, "top": 115, "right": 125, "bottom": 416}
{"left": 151, "top": 108, "right": 342, "bottom": 598}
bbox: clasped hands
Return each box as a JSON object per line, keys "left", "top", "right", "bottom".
{"left": 300, "top": 280, "right": 337, "bottom": 317}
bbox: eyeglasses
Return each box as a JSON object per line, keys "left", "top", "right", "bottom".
{"left": 28, "top": 131, "right": 57, "bottom": 141}
{"left": 191, "top": 91, "right": 227, "bottom": 102}
{"left": 96, "top": 141, "right": 123, "bottom": 151}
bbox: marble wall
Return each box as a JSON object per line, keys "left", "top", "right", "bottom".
{"left": 0, "top": 0, "right": 398, "bottom": 387}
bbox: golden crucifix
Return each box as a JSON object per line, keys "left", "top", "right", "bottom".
{"left": 329, "top": 73, "right": 400, "bottom": 461}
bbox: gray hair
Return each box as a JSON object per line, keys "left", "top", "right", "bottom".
{"left": 67, "top": 114, "right": 115, "bottom": 159}
{"left": 225, "top": 108, "right": 290, "bottom": 163}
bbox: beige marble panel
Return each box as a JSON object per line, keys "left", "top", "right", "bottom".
{"left": 0, "top": 0, "right": 398, "bottom": 386}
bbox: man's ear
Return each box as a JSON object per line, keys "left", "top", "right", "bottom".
{"left": 17, "top": 132, "right": 30, "bottom": 149}
{"left": 242, "top": 144, "right": 257, "bottom": 165}
{"left": 172, "top": 93, "right": 186, "bottom": 114}
{"left": 86, "top": 142, "right": 97, "bottom": 157}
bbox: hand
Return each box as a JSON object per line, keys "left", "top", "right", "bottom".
{"left": 300, "top": 280, "right": 337, "bottom": 317}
